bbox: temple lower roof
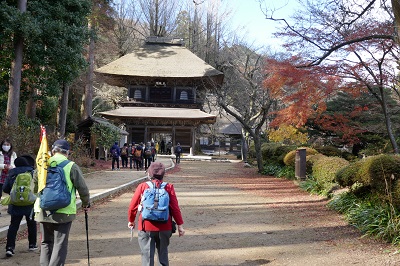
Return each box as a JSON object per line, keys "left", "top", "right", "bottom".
{"left": 99, "top": 107, "right": 216, "bottom": 125}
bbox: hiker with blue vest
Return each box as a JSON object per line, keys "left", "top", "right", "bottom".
{"left": 3, "top": 155, "right": 37, "bottom": 257}
{"left": 33, "top": 139, "right": 90, "bottom": 266}
{"left": 128, "top": 162, "right": 185, "bottom": 266}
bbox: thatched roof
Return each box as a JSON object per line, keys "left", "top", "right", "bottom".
{"left": 99, "top": 107, "right": 216, "bottom": 124}
{"left": 95, "top": 44, "right": 224, "bottom": 87}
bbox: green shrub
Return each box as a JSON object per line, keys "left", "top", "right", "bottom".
{"left": 356, "top": 155, "right": 400, "bottom": 195}
{"left": 283, "top": 147, "right": 318, "bottom": 166}
{"left": 276, "top": 165, "right": 295, "bottom": 179}
{"left": 261, "top": 142, "right": 279, "bottom": 162}
{"left": 274, "top": 145, "right": 297, "bottom": 164}
{"left": 261, "top": 143, "right": 296, "bottom": 166}
{"left": 299, "top": 175, "right": 324, "bottom": 195}
{"left": 335, "top": 160, "right": 364, "bottom": 188}
{"left": 262, "top": 162, "right": 282, "bottom": 176}
{"left": 314, "top": 145, "right": 342, "bottom": 157}
{"left": 311, "top": 156, "right": 349, "bottom": 194}
{"left": 328, "top": 192, "right": 400, "bottom": 245}
{"left": 342, "top": 151, "right": 357, "bottom": 161}
{"left": 328, "top": 192, "right": 359, "bottom": 214}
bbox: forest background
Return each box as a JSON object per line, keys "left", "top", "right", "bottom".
{"left": 1, "top": 0, "right": 400, "bottom": 172}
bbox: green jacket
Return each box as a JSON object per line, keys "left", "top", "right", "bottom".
{"left": 34, "top": 153, "right": 90, "bottom": 223}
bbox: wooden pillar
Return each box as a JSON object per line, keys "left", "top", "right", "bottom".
{"left": 144, "top": 126, "right": 148, "bottom": 144}
{"left": 172, "top": 126, "right": 176, "bottom": 146}
{"left": 191, "top": 126, "right": 195, "bottom": 155}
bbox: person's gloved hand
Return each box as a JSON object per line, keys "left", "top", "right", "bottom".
{"left": 178, "top": 225, "right": 185, "bottom": 237}
{"left": 83, "top": 203, "right": 91, "bottom": 212}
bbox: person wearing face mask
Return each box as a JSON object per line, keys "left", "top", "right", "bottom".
{"left": 0, "top": 139, "right": 17, "bottom": 216}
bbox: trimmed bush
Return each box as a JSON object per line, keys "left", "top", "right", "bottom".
{"left": 311, "top": 156, "right": 349, "bottom": 193}
{"left": 355, "top": 155, "right": 400, "bottom": 195}
{"left": 283, "top": 147, "right": 318, "bottom": 166}
{"left": 275, "top": 145, "right": 297, "bottom": 164}
{"left": 314, "top": 145, "right": 342, "bottom": 157}
{"left": 335, "top": 160, "right": 364, "bottom": 188}
{"left": 261, "top": 143, "right": 296, "bottom": 165}
{"left": 261, "top": 142, "right": 281, "bottom": 162}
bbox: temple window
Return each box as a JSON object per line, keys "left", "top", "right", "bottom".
{"left": 180, "top": 91, "right": 188, "bottom": 100}
{"left": 134, "top": 89, "right": 142, "bottom": 99}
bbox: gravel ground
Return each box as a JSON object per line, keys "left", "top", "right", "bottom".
{"left": 1, "top": 160, "right": 400, "bottom": 265}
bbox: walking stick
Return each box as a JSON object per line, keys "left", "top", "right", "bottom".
{"left": 85, "top": 209, "right": 90, "bottom": 266}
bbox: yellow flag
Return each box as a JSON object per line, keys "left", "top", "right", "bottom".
{"left": 36, "top": 125, "right": 50, "bottom": 192}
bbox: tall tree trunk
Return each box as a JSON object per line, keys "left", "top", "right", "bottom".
{"left": 58, "top": 83, "right": 69, "bottom": 138}
{"left": 25, "top": 86, "right": 37, "bottom": 119}
{"left": 241, "top": 130, "right": 248, "bottom": 162}
{"left": 6, "top": 0, "right": 27, "bottom": 126}
{"left": 81, "top": 23, "right": 95, "bottom": 120}
{"left": 379, "top": 86, "right": 399, "bottom": 153}
{"left": 392, "top": 0, "right": 400, "bottom": 43}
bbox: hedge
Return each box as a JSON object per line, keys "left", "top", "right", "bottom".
{"left": 310, "top": 155, "right": 349, "bottom": 192}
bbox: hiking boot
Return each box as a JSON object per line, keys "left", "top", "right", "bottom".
{"left": 29, "top": 244, "right": 38, "bottom": 251}
{"left": 6, "top": 248, "right": 14, "bottom": 257}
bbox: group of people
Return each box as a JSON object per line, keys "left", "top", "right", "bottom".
{"left": 110, "top": 140, "right": 184, "bottom": 169}
{"left": 159, "top": 139, "right": 174, "bottom": 155}
{"left": 0, "top": 138, "right": 90, "bottom": 265}
{"left": 0, "top": 136, "right": 185, "bottom": 265}
{"left": 110, "top": 141, "right": 157, "bottom": 171}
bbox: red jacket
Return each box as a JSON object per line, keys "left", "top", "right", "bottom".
{"left": 128, "top": 179, "right": 184, "bottom": 231}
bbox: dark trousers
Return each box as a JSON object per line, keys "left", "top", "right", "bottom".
{"left": 138, "top": 230, "right": 171, "bottom": 266}
{"left": 6, "top": 213, "right": 37, "bottom": 249}
{"left": 40, "top": 222, "right": 72, "bottom": 266}
{"left": 175, "top": 154, "right": 181, "bottom": 164}
{"left": 134, "top": 158, "right": 142, "bottom": 170}
{"left": 121, "top": 156, "right": 128, "bottom": 168}
{"left": 144, "top": 158, "right": 152, "bottom": 170}
{"left": 112, "top": 157, "right": 120, "bottom": 169}
{"left": 129, "top": 156, "right": 134, "bottom": 169}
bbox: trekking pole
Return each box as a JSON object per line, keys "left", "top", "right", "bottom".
{"left": 85, "top": 209, "right": 90, "bottom": 266}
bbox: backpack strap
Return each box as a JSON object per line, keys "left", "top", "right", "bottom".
{"left": 146, "top": 181, "right": 153, "bottom": 188}
{"left": 58, "top": 160, "right": 71, "bottom": 168}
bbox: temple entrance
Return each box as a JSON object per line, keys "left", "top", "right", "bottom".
{"left": 151, "top": 132, "right": 172, "bottom": 154}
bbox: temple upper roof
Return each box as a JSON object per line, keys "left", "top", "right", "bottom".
{"left": 95, "top": 43, "right": 224, "bottom": 88}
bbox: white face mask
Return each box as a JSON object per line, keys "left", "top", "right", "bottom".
{"left": 2, "top": 145, "right": 10, "bottom": 152}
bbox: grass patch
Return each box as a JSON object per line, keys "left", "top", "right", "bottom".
{"left": 328, "top": 192, "right": 400, "bottom": 245}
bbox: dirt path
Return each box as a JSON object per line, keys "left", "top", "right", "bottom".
{"left": 1, "top": 160, "right": 400, "bottom": 265}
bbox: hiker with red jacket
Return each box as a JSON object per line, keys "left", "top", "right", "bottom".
{"left": 128, "top": 162, "right": 185, "bottom": 265}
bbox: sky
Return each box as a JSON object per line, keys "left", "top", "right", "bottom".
{"left": 229, "top": 0, "right": 299, "bottom": 50}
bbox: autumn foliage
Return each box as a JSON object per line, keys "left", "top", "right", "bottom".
{"left": 263, "top": 57, "right": 338, "bottom": 128}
